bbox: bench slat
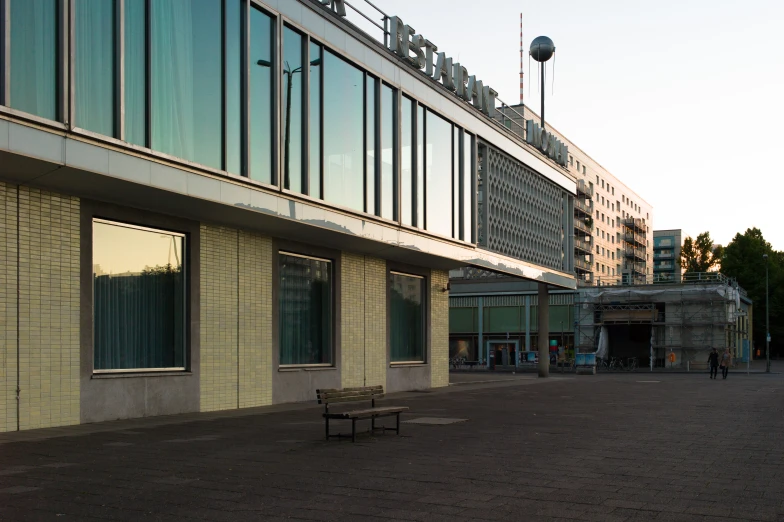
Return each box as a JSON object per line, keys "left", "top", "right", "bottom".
{"left": 319, "top": 394, "right": 385, "bottom": 405}
{"left": 319, "top": 389, "right": 381, "bottom": 399}
{"left": 325, "top": 406, "right": 408, "bottom": 419}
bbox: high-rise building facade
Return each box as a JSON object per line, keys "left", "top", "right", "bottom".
{"left": 653, "top": 229, "right": 683, "bottom": 282}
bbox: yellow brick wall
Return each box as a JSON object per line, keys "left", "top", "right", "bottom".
{"left": 430, "top": 269, "right": 449, "bottom": 388}
{"left": 17, "top": 187, "right": 80, "bottom": 430}
{"left": 199, "top": 225, "right": 239, "bottom": 412}
{"left": 340, "top": 254, "right": 386, "bottom": 389}
{"left": 0, "top": 182, "right": 18, "bottom": 432}
{"left": 238, "top": 230, "right": 272, "bottom": 408}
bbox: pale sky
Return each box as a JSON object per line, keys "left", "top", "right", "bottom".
{"left": 346, "top": 0, "right": 784, "bottom": 250}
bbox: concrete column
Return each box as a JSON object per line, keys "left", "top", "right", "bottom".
{"left": 538, "top": 283, "right": 550, "bottom": 377}
{"left": 478, "top": 296, "right": 484, "bottom": 367}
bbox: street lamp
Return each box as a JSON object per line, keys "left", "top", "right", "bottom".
{"left": 257, "top": 57, "right": 321, "bottom": 190}
{"left": 764, "top": 253, "right": 770, "bottom": 373}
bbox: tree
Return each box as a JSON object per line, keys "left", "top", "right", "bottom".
{"left": 680, "top": 231, "right": 722, "bottom": 276}
{"left": 721, "top": 228, "right": 783, "bottom": 358}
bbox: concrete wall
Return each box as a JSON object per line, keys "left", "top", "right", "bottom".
{"left": 0, "top": 182, "right": 17, "bottom": 432}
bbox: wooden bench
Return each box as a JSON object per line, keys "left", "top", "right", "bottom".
{"left": 316, "top": 386, "right": 408, "bottom": 442}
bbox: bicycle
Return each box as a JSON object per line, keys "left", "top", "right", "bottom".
{"left": 626, "top": 357, "right": 638, "bottom": 371}
{"left": 610, "top": 357, "right": 626, "bottom": 371}
{"left": 596, "top": 358, "right": 611, "bottom": 371}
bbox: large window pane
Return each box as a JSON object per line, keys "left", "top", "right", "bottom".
{"left": 151, "top": 0, "right": 222, "bottom": 169}
{"left": 279, "top": 253, "right": 332, "bottom": 366}
{"left": 225, "top": 0, "right": 242, "bottom": 174}
{"left": 309, "top": 42, "right": 322, "bottom": 198}
{"left": 10, "top": 0, "right": 58, "bottom": 120}
{"left": 283, "top": 26, "right": 304, "bottom": 192}
{"left": 250, "top": 7, "right": 273, "bottom": 183}
{"left": 463, "top": 132, "right": 474, "bottom": 242}
{"left": 390, "top": 272, "right": 424, "bottom": 362}
{"left": 93, "top": 220, "right": 186, "bottom": 371}
{"left": 453, "top": 127, "right": 460, "bottom": 238}
{"left": 323, "top": 50, "right": 363, "bottom": 212}
{"left": 380, "top": 84, "right": 395, "bottom": 221}
{"left": 425, "top": 110, "right": 453, "bottom": 238}
{"left": 365, "top": 76, "right": 377, "bottom": 215}
{"left": 125, "top": 0, "right": 147, "bottom": 146}
{"left": 417, "top": 104, "right": 424, "bottom": 228}
{"left": 75, "top": 0, "right": 115, "bottom": 136}
{"left": 401, "top": 96, "right": 413, "bottom": 227}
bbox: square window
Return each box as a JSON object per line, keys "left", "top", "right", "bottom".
{"left": 279, "top": 253, "right": 333, "bottom": 366}
{"left": 93, "top": 219, "right": 186, "bottom": 371}
{"left": 390, "top": 272, "right": 425, "bottom": 362}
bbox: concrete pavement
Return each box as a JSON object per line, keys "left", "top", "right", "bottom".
{"left": 1, "top": 370, "right": 783, "bottom": 521}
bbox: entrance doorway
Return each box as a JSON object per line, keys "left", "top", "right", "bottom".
{"left": 487, "top": 340, "right": 519, "bottom": 370}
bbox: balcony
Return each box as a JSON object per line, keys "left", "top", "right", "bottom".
{"left": 574, "top": 198, "right": 592, "bottom": 216}
{"left": 623, "top": 246, "right": 646, "bottom": 261}
{"left": 654, "top": 250, "right": 673, "bottom": 259}
{"left": 574, "top": 237, "right": 592, "bottom": 254}
{"left": 574, "top": 218, "right": 592, "bottom": 235}
{"left": 575, "top": 256, "right": 593, "bottom": 271}
{"left": 622, "top": 218, "right": 648, "bottom": 234}
{"left": 623, "top": 231, "right": 646, "bottom": 247}
{"left": 577, "top": 180, "right": 594, "bottom": 198}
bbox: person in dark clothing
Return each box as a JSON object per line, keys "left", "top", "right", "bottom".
{"left": 708, "top": 348, "right": 719, "bottom": 379}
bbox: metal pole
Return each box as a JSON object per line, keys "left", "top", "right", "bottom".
{"left": 540, "top": 61, "right": 545, "bottom": 129}
{"left": 765, "top": 254, "right": 770, "bottom": 373}
{"left": 284, "top": 70, "right": 293, "bottom": 190}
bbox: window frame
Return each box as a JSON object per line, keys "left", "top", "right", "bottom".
{"left": 273, "top": 243, "right": 340, "bottom": 369}
{"left": 387, "top": 268, "right": 428, "bottom": 365}
{"left": 89, "top": 215, "right": 192, "bottom": 375}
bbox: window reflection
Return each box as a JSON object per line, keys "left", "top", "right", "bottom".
{"left": 425, "top": 110, "right": 453, "bottom": 238}
{"left": 401, "top": 96, "right": 414, "bottom": 227}
{"left": 453, "top": 127, "right": 460, "bottom": 238}
{"left": 381, "top": 84, "right": 395, "bottom": 221}
{"left": 125, "top": 0, "right": 147, "bottom": 146}
{"left": 323, "top": 50, "right": 363, "bottom": 213}
{"left": 282, "top": 27, "right": 304, "bottom": 193}
{"left": 151, "top": 0, "right": 222, "bottom": 169}
{"left": 390, "top": 272, "right": 424, "bottom": 362}
{"left": 309, "top": 42, "right": 322, "bottom": 198}
{"left": 417, "top": 104, "right": 425, "bottom": 228}
{"left": 225, "top": 0, "right": 242, "bottom": 174}
{"left": 75, "top": 0, "right": 116, "bottom": 136}
{"left": 463, "top": 132, "right": 474, "bottom": 242}
{"left": 93, "top": 220, "right": 186, "bottom": 371}
{"left": 365, "top": 76, "right": 377, "bottom": 215}
{"left": 250, "top": 7, "right": 274, "bottom": 184}
{"left": 10, "top": 0, "right": 59, "bottom": 120}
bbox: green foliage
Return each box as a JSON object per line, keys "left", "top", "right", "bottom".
{"left": 680, "top": 231, "right": 722, "bottom": 276}
{"left": 141, "top": 263, "right": 182, "bottom": 276}
{"left": 721, "top": 228, "right": 783, "bottom": 356}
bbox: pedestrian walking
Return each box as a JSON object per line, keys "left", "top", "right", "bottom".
{"left": 708, "top": 347, "right": 719, "bottom": 379}
{"left": 720, "top": 348, "right": 732, "bottom": 379}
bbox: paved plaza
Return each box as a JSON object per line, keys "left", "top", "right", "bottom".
{"left": 1, "top": 369, "right": 783, "bottom": 521}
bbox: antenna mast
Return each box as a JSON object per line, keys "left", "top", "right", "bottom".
{"left": 519, "top": 13, "right": 524, "bottom": 105}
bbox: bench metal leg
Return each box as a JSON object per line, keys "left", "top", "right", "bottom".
{"left": 351, "top": 418, "right": 356, "bottom": 443}
{"left": 396, "top": 413, "right": 400, "bottom": 435}
{"left": 325, "top": 417, "right": 329, "bottom": 441}
{"left": 371, "top": 416, "right": 375, "bottom": 432}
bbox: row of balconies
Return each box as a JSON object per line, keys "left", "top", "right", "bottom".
{"left": 623, "top": 231, "right": 646, "bottom": 247}
{"left": 574, "top": 198, "right": 593, "bottom": 216}
{"left": 575, "top": 237, "right": 593, "bottom": 254}
{"left": 623, "top": 246, "right": 646, "bottom": 261}
{"left": 575, "top": 256, "right": 593, "bottom": 271}
{"left": 574, "top": 218, "right": 592, "bottom": 235}
{"left": 622, "top": 218, "right": 648, "bottom": 234}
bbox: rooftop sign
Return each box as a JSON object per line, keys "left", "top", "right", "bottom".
{"left": 525, "top": 120, "right": 569, "bottom": 167}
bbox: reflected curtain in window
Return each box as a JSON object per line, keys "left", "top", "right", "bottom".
{"left": 10, "top": 0, "right": 58, "bottom": 120}
{"left": 93, "top": 220, "right": 186, "bottom": 371}
{"left": 323, "top": 50, "right": 363, "bottom": 212}
{"left": 279, "top": 254, "right": 333, "bottom": 366}
{"left": 390, "top": 273, "right": 424, "bottom": 362}
{"left": 151, "top": 0, "right": 221, "bottom": 169}
{"left": 125, "top": 0, "right": 147, "bottom": 146}
{"left": 250, "top": 7, "right": 274, "bottom": 183}
{"left": 75, "top": 0, "right": 116, "bottom": 136}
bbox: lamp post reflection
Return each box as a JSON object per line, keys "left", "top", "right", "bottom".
{"left": 257, "top": 57, "right": 320, "bottom": 190}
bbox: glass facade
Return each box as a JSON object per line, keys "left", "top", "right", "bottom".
{"left": 463, "top": 132, "right": 474, "bottom": 242}
{"left": 365, "top": 76, "right": 377, "bottom": 215}
{"left": 1, "top": 2, "right": 477, "bottom": 244}
{"left": 380, "top": 84, "right": 395, "bottom": 221}
{"left": 282, "top": 26, "right": 304, "bottom": 193}
{"left": 151, "top": 0, "right": 222, "bottom": 169}
{"left": 124, "top": 0, "right": 147, "bottom": 146}
{"left": 93, "top": 220, "right": 186, "bottom": 371}
{"left": 390, "top": 272, "right": 424, "bottom": 362}
{"left": 400, "top": 96, "right": 414, "bottom": 227}
{"left": 75, "top": 0, "right": 115, "bottom": 136}
{"left": 10, "top": 0, "right": 59, "bottom": 120}
{"left": 425, "top": 110, "right": 453, "bottom": 238}
{"left": 250, "top": 6, "right": 274, "bottom": 184}
{"left": 279, "top": 253, "right": 333, "bottom": 366}
{"left": 309, "top": 42, "right": 322, "bottom": 199}
{"left": 323, "top": 50, "right": 364, "bottom": 212}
